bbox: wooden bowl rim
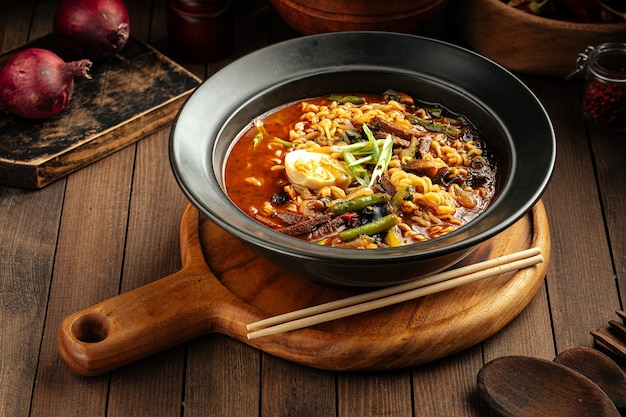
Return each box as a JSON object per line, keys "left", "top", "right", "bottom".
{"left": 285, "top": 0, "right": 438, "bottom": 7}
{"left": 273, "top": 0, "right": 448, "bottom": 18}
{"left": 477, "top": 0, "right": 626, "bottom": 32}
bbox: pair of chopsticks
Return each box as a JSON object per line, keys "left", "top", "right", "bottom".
{"left": 246, "top": 247, "right": 543, "bottom": 339}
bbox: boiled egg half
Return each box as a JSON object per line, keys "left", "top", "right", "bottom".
{"left": 284, "top": 149, "right": 353, "bottom": 190}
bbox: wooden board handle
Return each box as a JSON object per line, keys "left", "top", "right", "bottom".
{"left": 57, "top": 204, "right": 260, "bottom": 376}
{"left": 58, "top": 266, "right": 214, "bottom": 376}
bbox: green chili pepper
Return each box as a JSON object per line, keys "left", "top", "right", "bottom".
{"left": 390, "top": 185, "right": 413, "bottom": 209}
{"left": 338, "top": 214, "right": 399, "bottom": 242}
{"left": 398, "top": 137, "right": 418, "bottom": 162}
{"left": 328, "top": 193, "right": 390, "bottom": 216}
{"left": 328, "top": 95, "right": 365, "bottom": 104}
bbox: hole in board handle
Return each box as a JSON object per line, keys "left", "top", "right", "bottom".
{"left": 71, "top": 313, "right": 109, "bottom": 343}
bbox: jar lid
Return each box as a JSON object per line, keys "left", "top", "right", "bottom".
{"left": 588, "top": 43, "right": 626, "bottom": 82}
{"left": 168, "top": 0, "right": 229, "bottom": 16}
{"left": 566, "top": 42, "right": 626, "bottom": 81}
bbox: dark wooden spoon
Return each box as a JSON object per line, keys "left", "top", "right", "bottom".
{"left": 554, "top": 347, "right": 626, "bottom": 413}
{"left": 478, "top": 355, "right": 620, "bottom": 417}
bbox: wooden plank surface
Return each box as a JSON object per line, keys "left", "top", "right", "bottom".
{"left": 30, "top": 143, "right": 135, "bottom": 417}
{"left": 1, "top": 1, "right": 625, "bottom": 417}
{"left": 0, "top": 183, "right": 65, "bottom": 417}
{"left": 526, "top": 76, "right": 619, "bottom": 352}
{"left": 591, "top": 124, "right": 626, "bottom": 301}
{"left": 1, "top": 4, "right": 61, "bottom": 417}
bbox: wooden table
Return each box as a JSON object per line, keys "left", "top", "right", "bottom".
{"left": 1, "top": 1, "right": 624, "bottom": 416}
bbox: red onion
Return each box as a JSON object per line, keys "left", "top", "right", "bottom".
{"left": 0, "top": 48, "right": 92, "bottom": 120}
{"left": 53, "top": 0, "right": 130, "bottom": 62}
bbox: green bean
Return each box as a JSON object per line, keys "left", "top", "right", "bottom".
{"left": 338, "top": 214, "right": 399, "bottom": 242}
{"left": 426, "top": 107, "right": 443, "bottom": 117}
{"left": 405, "top": 114, "right": 462, "bottom": 138}
{"left": 328, "top": 193, "right": 390, "bottom": 216}
{"left": 328, "top": 94, "right": 365, "bottom": 104}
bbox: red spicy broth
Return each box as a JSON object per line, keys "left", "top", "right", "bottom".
{"left": 224, "top": 90, "right": 498, "bottom": 249}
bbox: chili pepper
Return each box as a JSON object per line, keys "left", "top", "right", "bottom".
{"left": 390, "top": 185, "right": 413, "bottom": 209}
{"left": 384, "top": 227, "right": 403, "bottom": 247}
{"left": 341, "top": 212, "right": 360, "bottom": 227}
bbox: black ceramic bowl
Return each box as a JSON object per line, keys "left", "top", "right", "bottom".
{"left": 169, "top": 32, "right": 555, "bottom": 287}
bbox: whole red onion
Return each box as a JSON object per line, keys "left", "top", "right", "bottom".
{"left": 53, "top": 0, "right": 130, "bottom": 62}
{"left": 0, "top": 48, "right": 92, "bottom": 120}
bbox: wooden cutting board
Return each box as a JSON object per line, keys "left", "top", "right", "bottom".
{"left": 58, "top": 200, "right": 550, "bottom": 376}
{"left": 0, "top": 35, "right": 201, "bottom": 189}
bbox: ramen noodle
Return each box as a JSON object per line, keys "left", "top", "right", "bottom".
{"left": 224, "top": 90, "right": 498, "bottom": 249}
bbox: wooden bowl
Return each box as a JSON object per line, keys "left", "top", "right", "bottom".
{"left": 455, "top": 0, "right": 626, "bottom": 77}
{"left": 269, "top": 0, "right": 449, "bottom": 35}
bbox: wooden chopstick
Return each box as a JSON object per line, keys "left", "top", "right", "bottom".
{"left": 246, "top": 247, "right": 543, "bottom": 339}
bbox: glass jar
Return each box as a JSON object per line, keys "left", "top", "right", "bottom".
{"left": 575, "top": 43, "right": 626, "bottom": 132}
{"left": 166, "top": 0, "right": 233, "bottom": 64}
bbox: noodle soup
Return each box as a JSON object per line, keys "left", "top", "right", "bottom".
{"left": 224, "top": 90, "right": 498, "bottom": 249}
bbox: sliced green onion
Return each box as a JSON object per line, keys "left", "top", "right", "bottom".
{"left": 272, "top": 137, "right": 294, "bottom": 147}
{"left": 252, "top": 133, "right": 263, "bottom": 148}
{"left": 345, "top": 155, "right": 373, "bottom": 167}
{"left": 362, "top": 124, "right": 380, "bottom": 160}
{"left": 343, "top": 151, "right": 370, "bottom": 186}
{"left": 252, "top": 119, "right": 266, "bottom": 148}
{"left": 330, "top": 139, "right": 385, "bottom": 154}
{"left": 327, "top": 126, "right": 395, "bottom": 189}
{"left": 369, "top": 134, "right": 394, "bottom": 187}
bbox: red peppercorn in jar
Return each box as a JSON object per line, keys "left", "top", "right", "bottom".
{"left": 580, "top": 43, "right": 626, "bottom": 132}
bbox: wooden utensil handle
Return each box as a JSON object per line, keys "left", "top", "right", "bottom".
{"left": 58, "top": 266, "right": 213, "bottom": 376}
